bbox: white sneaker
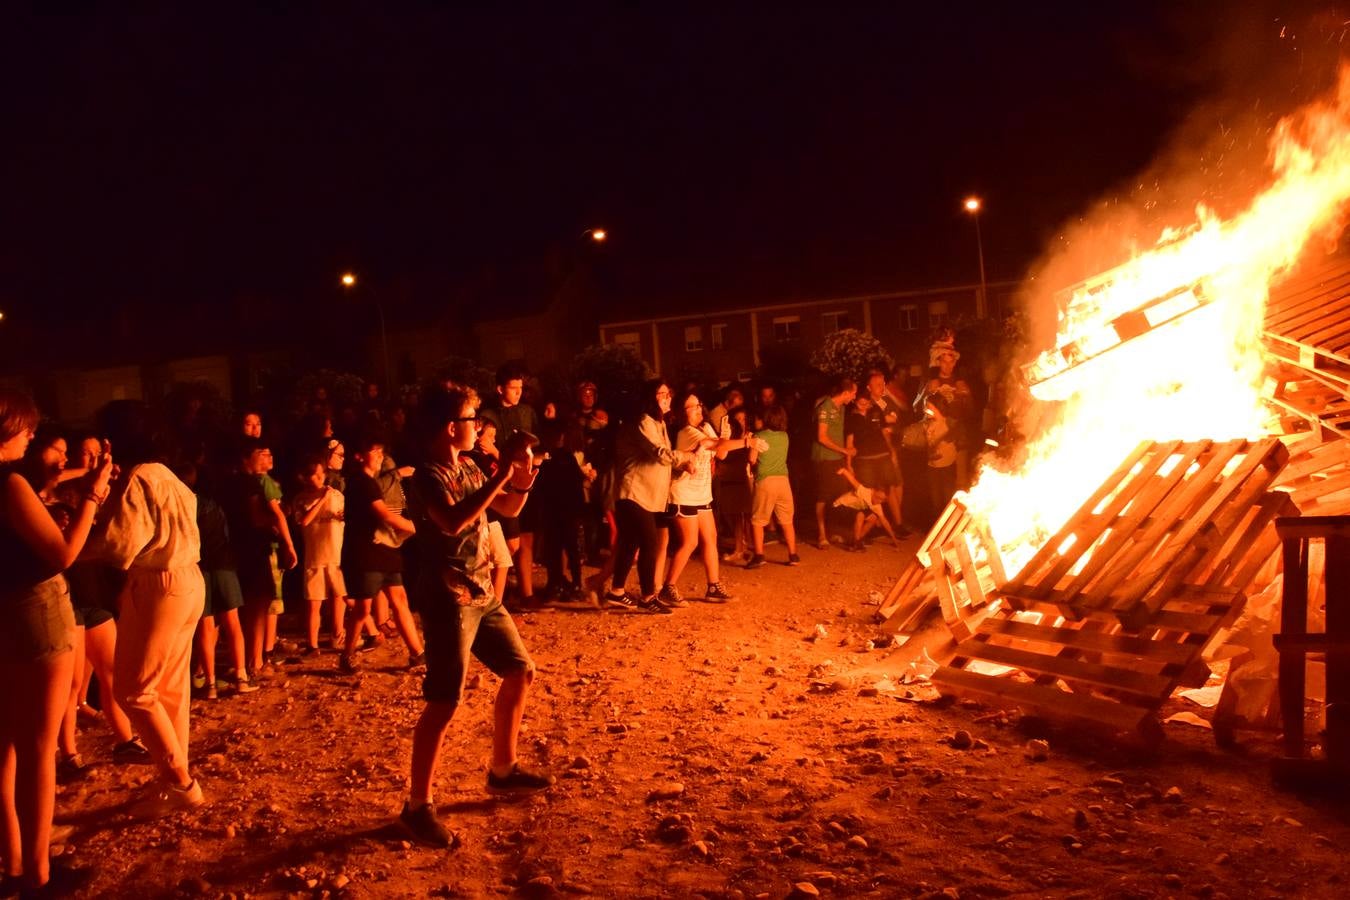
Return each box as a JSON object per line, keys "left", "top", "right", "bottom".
{"left": 131, "top": 778, "right": 205, "bottom": 819}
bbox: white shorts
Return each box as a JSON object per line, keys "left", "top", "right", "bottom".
{"left": 487, "top": 521, "right": 513, "bottom": 570}
{"left": 304, "top": 564, "right": 347, "bottom": 601}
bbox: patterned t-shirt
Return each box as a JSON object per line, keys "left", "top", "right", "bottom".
{"left": 810, "top": 397, "right": 845, "bottom": 461}
{"left": 413, "top": 458, "right": 494, "bottom": 603}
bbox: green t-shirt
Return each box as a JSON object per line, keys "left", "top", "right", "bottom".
{"left": 754, "top": 430, "right": 790, "bottom": 481}
{"left": 810, "top": 397, "right": 844, "bottom": 461}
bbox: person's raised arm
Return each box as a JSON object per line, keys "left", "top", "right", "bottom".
{"left": 3, "top": 463, "right": 109, "bottom": 572}
{"left": 293, "top": 489, "right": 328, "bottom": 528}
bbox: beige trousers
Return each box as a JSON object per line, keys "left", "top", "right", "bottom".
{"left": 114, "top": 565, "right": 205, "bottom": 783}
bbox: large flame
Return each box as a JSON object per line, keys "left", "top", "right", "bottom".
{"left": 965, "top": 64, "right": 1350, "bottom": 577}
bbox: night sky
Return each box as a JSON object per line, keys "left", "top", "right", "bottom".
{"left": 1, "top": 2, "right": 1342, "bottom": 335}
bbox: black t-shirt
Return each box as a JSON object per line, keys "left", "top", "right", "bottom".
{"left": 220, "top": 472, "right": 270, "bottom": 561}
{"left": 341, "top": 471, "right": 403, "bottom": 575}
{"left": 846, "top": 411, "right": 889, "bottom": 457}
{"left": 197, "top": 494, "right": 235, "bottom": 570}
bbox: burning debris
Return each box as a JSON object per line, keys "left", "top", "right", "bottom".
{"left": 882, "top": 66, "right": 1350, "bottom": 744}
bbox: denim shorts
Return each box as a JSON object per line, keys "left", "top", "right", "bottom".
{"left": 0, "top": 576, "right": 76, "bottom": 662}
{"left": 202, "top": 568, "right": 245, "bottom": 617}
{"left": 417, "top": 575, "right": 533, "bottom": 707}
{"left": 350, "top": 569, "right": 403, "bottom": 600}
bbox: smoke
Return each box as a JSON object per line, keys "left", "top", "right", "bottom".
{"left": 1001, "top": 2, "right": 1350, "bottom": 434}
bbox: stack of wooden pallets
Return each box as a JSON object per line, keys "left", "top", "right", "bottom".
{"left": 930, "top": 438, "right": 1292, "bottom": 742}
{"left": 1261, "top": 253, "right": 1350, "bottom": 437}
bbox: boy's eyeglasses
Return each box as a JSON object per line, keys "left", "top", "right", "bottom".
{"left": 452, "top": 415, "right": 483, "bottom": 428}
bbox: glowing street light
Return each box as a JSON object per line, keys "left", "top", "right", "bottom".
{"left": 963, "top": 196, "right": 988, "bottom": 318}
{"left": 338, "top": 271, "right": 392, "bottom": 397}
{"left": 583, "top": 228, "right": 607, "bottom": 242}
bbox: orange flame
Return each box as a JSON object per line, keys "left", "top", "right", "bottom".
{"left": 964, "top": 64, "right": 1350, "bottom": 576}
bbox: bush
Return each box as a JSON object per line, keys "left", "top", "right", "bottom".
{"left": 809, "top": 329, "right": 894, "bottom": 386}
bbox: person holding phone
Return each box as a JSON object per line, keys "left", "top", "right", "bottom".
{"left": 398, "top": 387, "right": 553, "bottom": 848}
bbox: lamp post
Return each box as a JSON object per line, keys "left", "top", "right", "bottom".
{"left": 582, "top": 227, "right": 607, "bottom": 243}
{"left": 963, "top": 197, "right": 988, "bottom": 319}
{"left": 340, "top": 272, "right": 393, "bottom": 400}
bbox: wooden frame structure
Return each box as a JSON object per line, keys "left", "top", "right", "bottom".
{"left": 931, "top": 439, "right": 1292, "bottom": 741}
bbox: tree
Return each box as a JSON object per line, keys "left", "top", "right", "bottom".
{"left": 569, "top": 343, "right": 651, "bottom": 399}
{"left": 809, "top": 328, "right": 895, "bottom": 386}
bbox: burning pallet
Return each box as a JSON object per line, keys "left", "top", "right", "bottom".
{"left": 930, "top": 438, "right": 1292, "bottom": 742}
{"left": 875, "top": 497, "right": 1004, "bottom": 640}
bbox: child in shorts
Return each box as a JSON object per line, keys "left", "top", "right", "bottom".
{"left": 834, "top": 465, "right": 902, "bottom": 551}
{"left": 291, "top": 457, "right": 347, "bottom": 654}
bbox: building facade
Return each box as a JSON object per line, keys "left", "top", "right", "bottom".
{"left": 597, "top": 282, "right": 1016, "bottom": 384}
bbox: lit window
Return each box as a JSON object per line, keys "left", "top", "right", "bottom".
{"left": 684, "top": 325, "right": 703, "bottom": 352}
{"left": 899, "top": 305, "right": 918, "bottom": 331}
{"left": 928, "top": 300, "right": 949, "bottom": 329}
{"left": 822, "top": 311, "right": 850, "bottom": 334}
{"left": 772, "top": 315, "right": 801, "bottom": 342}
{"left": 710, "top": 323, "right": 727, "bottom": 350}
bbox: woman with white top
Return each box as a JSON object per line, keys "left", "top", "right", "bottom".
{"left": 603, "top": 380, "right": 698, "bottom": 614}
{"left": 659, "top": 391, "right": 757, "bottom": 606}
{"left": 97, "top": 409, "right": 207, "bottom": 818}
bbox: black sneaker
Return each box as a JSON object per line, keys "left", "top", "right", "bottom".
{"left": 408, "top": 652, "right": 427, "bottom": 669}
{"left": 20, "top": 861, "right": 93, "bottom": 898}
{"left": 56, "top": 754, "right": 90, "bottom": 784}
{"left": 111, "top": 737, "right": 152, "bottom": 763}
{"left": 398, "top": 801, "right": 456, "bottom": 848}
{"left": 658, "top": 584, "right": 688, "bottom": 608}
{"left": 744, "top": 554, "right": 767, "bottom": 569}
{"left": 787, "top": 553, "right": 801, "bottom": 566}
{"left": 602, "top": 590, "right": 638, "bottom": 611}
{"left": 358, "top": 633, "right": 382, "bottom": 653}
{"left": 638, "top": 594, "right": 674, "bottom": 616}
{"left": 704, "top": 582, "right": 735, "bottom": 602}
{"left": 338, "top": 654, "right": 357, "bottom": 674}
{"left": 486, "top": 764, "right": 556, "bottom": 796}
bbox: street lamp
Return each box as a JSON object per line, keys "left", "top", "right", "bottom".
{"left": 583, "top": 228, "right": 607, "bottom": 242}
{"left": 340, "top": 271, "right": 392, "bottom": 399}
{"left": 963, "top": 196, "right": 988, "bottom": 319}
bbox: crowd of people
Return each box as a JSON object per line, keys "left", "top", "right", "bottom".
{"left": 0, "top": 334, "right": 985, "bottom": 893}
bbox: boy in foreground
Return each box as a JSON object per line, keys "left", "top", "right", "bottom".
{"left": 400, "top": 387, "right": 552, "bottom": 848}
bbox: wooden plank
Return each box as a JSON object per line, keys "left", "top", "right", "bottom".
{"left": 877, "top": 558, "right": 927, "bottom": 620}
{"left": 1278, "top": 440, "right": 1350, "bottom": 483}
{"left": 998, "top": 441, "right": 1160, "bottom": 597}
{"left": 916, "top": 497, "right": 970, "bottom": 567}
{"left": 1057, "top": 439, "right": 1225, "bottom": 607}
{"left": 950, "top": 533, "right": 988, "bottom": 613}
{"left": 958, "top": 638, "right": 1176, "bottom": 696}
{"left": 931, "top": 666, "right": 1154, "bottom": 734}
{"left": 1290, "top": 470, "right": 1350, "bottom": 506}
{"left": 1094, "top": 439, "right": 1285, "bottom": 614}
{"left": 970, "top": 519, "right": 1008, "bottom": 586}
{"left": 1024, "top": 440, "right": 1191, "bottom": 602}
{"left": 980, "top": 618, "right": 1199, "bottom": 665}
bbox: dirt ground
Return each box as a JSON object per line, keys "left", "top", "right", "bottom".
{"left": 56, "top": 537, "right": 1350, "bottom": 899}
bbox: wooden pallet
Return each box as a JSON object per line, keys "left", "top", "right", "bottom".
{"left": 1277, "top": 433, "right": 1350, "bottom": 516}
{"left": 931, "top": 438, "right": 1292, "bottom": 742}
{"left": 994, "top": 438, "right": 1288, "bottom": 628}
{"left": 876, "top": 497, "right": 1008, "bottom": 638}
{"left": 933, "top": 584, "right": 1248, "bottom": 743}
{"left": 876, "top": 498, "right": 973, "bottom": 632}
{"left": 1262, "top": 357, "right": 1350, "bottom": 438}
